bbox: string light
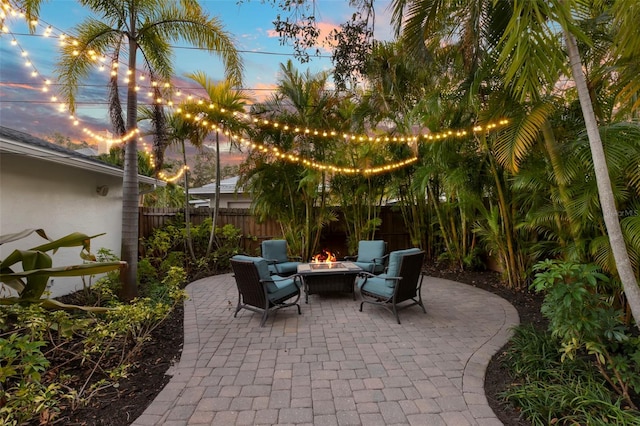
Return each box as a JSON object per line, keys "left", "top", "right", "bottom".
{"left": 82, "top": 127, "right": 140, "bottom": 144}
{"left": 2, "top": 3, "right": 510, "bottom": 177}
{"left": 158, "top": 165, "right": 189, "bottom": 183}
{"left": 171, "top": 109, "right": 420, "bottom": 175}
{"left": 3, "top": 7, "right": 511, "bottom": 147}
{"left": 176, "top": 99, "right": 510, "bottom": 145}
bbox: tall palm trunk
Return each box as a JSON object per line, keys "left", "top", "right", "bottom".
{"left": 206, "top": 130, "right": 222, "bottom": 257}
{"left": 483, "top": 135, "right": 519, "bottom": 288}
{"left": 564, "top": 30, "right": 640, "bottom": 327}
{"left": 540, "top": 120, "right": 579, "bottom": 253}
{"left": 182, "top": 141, "right": 196, "bottom": 261}
{"left": 120, "top": 16, "right": 139, "bottom": 301}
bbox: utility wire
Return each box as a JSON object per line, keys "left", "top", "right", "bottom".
{"left": 3, "top": 31, "right": 334, "bottom": 59}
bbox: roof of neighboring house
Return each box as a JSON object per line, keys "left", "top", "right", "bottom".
{"left": 0, "top": 126, "right": 162, "bottom": 186}
{"left": 75, "top": 147, "right": 99, "bottom": 156}
{"left": 190, "top": 176, "right": 245, "bottom": 196}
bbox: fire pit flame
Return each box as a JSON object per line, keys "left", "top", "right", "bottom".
{"left": 311, "top": 249, "right": 337, "bottom": 263}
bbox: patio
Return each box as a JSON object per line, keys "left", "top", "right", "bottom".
{"left": 134, "top": 273, "right": 519, "bottom": 426}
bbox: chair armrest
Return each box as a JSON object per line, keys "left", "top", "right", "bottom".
{"left": 263, "top": 258, "right": 278, "bottom": 265}
{"left": 288, "top": 256, "right": 303, "bottom": 262}
{"left": 357, "top": 271, "right": 376, "bottom": 279}
{"left": 261, "top": 273, "right": 303, "bottom": 288}
{"left": 358, "top": 272, "right": 402, "bottom": 290}
{"left": 372, "top": 254, "right": 389, "bottom": 265}
{"left": 358, "top": 271, "right": 402, "bottom": 281}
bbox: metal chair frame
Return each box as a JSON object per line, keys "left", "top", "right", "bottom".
{"left": 230, "top": 259, "right": 302, "bottom": 326}
{"left": 358, "top": 251, "right": 426, "bottom": 324}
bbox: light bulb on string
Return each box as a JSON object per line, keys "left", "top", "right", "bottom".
{"left": 3, "top": 10, "right": 511, "bottom": 167}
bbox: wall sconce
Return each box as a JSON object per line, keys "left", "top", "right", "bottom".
{"left": 96, "top": 185, "right": 109, "bottom": 196}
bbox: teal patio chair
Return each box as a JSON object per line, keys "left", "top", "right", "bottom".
{"left": 230, "top": 255, "right": 302, "bottom": 327}
{"left": 261, "top": 239, "right": 302, "bottom": 276}
{"left": 344, "top": 240, "right": 388, "bottom": 274}
{"left": 356, "top": 248, "right": 426, "bottom": 324}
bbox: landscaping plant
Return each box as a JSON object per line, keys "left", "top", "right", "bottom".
{"left": 0, "top": 229, "right": 124, "bottom": 309}
{"left": 0, "top": 228, "right": 188, "bottom": 424}
{"left": 531, "top": 260, "right": 640, "bottom": 409}
{"left": 140, "top": 218, "right": 242, "bottom": 281}
{"left": 0, "top": 266, "right": 187, "bottom": 425}
{"left": 502, "top": 260, "right": 640, "bottom": 425}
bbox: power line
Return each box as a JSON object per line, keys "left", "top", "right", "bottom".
{"left": 0, "top": 81, "right": 281, "bottom": 91}
{"left": 3, "top": 31, "right": 334, "bottom": 59}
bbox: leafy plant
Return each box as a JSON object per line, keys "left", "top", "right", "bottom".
{"left": 502, "top": 324, "right": 563, "bottom": 381}
{"left": 504, "top": 371, "right": 640, "bottom": 425}
{"left": 0, "top": 333, "right": 63, "bottom": 425}
{"left": 0, "top": 229, "right": 124, "bottom": 309}
{"left": 141, "top": 218, "right": 243, "bottom": 281}
{"left": 0, "top": 263, "right": 186, "bottom": 423}
{"left": 531, "top": 260, "right": 640, "bottom": 409}
{"left": 502, "top": 324, "right": 640, "bottom": 425}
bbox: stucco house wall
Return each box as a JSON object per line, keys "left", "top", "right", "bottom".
{"left": 0, "top": 126, "right": 160, "bottom": 298}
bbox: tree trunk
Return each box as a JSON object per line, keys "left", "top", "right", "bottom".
{"left": 120, "top": 12, "right": 140, "bottom": 301}
{"left": 182, "top": 140, "right": 196, "bottom": 261}
{"left": 564, "top": 30, "right": 640, "bottom": 328}
{"left": 206, "top": 130, "right": 221, "bottom": 257}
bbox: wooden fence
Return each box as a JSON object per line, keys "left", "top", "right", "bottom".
{"left": 139, "top": 206, "right": 411, "bottom": 257}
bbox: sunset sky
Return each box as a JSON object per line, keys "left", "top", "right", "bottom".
{"left": 0, "top": 0, "right": 395, "bottom": 159}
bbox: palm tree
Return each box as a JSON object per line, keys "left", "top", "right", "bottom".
{"left": 492, "top": 0, "right": 640, "bottom": 327}
{"left": 243, "top": 60, "right": 342, "bottom": 260}
{"left": 55, "top": 0, "right": 243, "bottom": 299}
{"left": 392, "top": 0, "right": 640, "bottom": 325}
{"left": 179, "top": 71, "right": 251, "bottom": 257}
{"left": 354, "top": 41, "right": 440, "bottom": 255}
{"left": 140, "top": 106, "right": 207, "bottom": 260}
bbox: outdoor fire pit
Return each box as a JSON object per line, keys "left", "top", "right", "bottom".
{"left": 297, "top": 260, "right": 362, "bottom": 303}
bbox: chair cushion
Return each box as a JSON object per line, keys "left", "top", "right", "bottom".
{"left": 357, "top": 240, "right": 386, "bottom": 262}
{"left": 353, "top": 261, "right": 376, "bottom": 273}
{"left": 357, "top": 276, "right": 394, "bottom": 298}
{"left": 231, "top": 255, "right": 271, "bottom": 282}
{"left": 267, "top": 276, "right": 298, "bottom": 301}
{"left": 274, "top": 261, "right": 301, "bottom": 275}
{"left": 386, "top": 248, "right": 422, "bottom": 278}
{"left": 261, "top": 240, "right": 289, "bottom": 263}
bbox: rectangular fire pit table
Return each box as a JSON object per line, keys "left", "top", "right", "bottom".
{"left": 297, "top": 262, "right": 362, "bottom": 303}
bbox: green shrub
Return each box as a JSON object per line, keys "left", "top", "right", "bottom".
{"left": 504, "top": 371, "right": 640, "bottom": 425}
{"left": 531, "top": 260, "right": 640, "bottom": 408}
{"left": 0, "top": 333, "right": 63, "bottom": 425}
{"left": 140, "top": 218, "right": 244, "bottom": 281}
{"left": 0, "top": 265, "right": 187, "bottom": 424}
{"left": 503, "top": 324, "right": 563, "bottom": 381}
{"left": 500, "top": 260, "right": 640, "bottom": 423}
{"left": 211, "top": 224, "right": 243, "bottom": 271}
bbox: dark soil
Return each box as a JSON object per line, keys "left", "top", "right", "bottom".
{"left": 56, "top": 268, "right": 543, "bottom": 426}
{"left": 54, "top": 304, "right": 185, "bottom": 426}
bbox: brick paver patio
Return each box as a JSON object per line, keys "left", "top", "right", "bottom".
{"left": 134, "top": 273, "right": 518, "bottom": 425}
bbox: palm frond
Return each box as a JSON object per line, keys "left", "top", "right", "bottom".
{"left": 55, "top": 19, "right": 123, "bottom": 112}
{"left": 494, "top": 101, "right": 553, "bottom": 172}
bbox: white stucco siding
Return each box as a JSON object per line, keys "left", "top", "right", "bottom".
{"left": 0, "top": 153, "right": 123, "bottom": 298}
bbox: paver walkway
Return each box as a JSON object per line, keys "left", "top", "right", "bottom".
{"left": 134, "top": 274, "right": 519, "bottom": 426}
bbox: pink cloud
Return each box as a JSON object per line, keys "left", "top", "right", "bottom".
{"left": 0, "top": 82, "right": 42, "bottom": 92}
{"left": 249, "top": 82, "right": 278, "bottom": 103}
